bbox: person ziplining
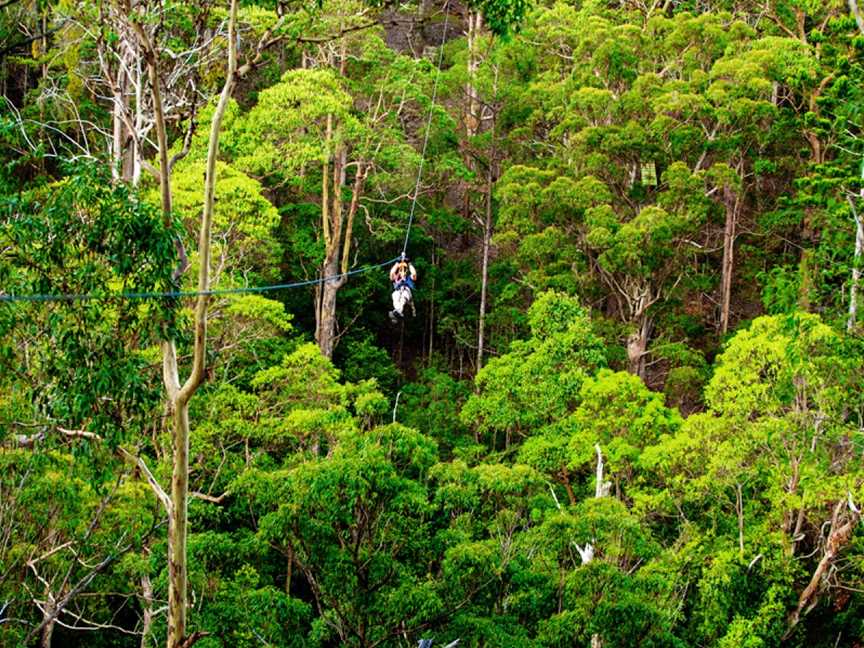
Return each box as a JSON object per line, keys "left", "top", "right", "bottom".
{"left": 389, "top": 253, "right": 417, "bottom": 324}
{"left": 1, "top": 5, "right": 450, "bottom": 320}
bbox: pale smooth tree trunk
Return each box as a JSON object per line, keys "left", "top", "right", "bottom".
{"left": 128, "top": 1, "right": 238, "bottom": 645}
{"left": 627, "top": 313, "right": 651, "bottom": 379}
{"left": 720, "top": 184, "right": 739, "bottom": 335}
{"left": 132, "top": 57, "right": 144, "bottom": 186}
{"left": 111, "top": 64, "right": 127, "bottom": 181}
{"left": 847, "top": 190, "right": 864, "bottom": 332}
{"left": 477, "top": 163, "right": 493, "bottom": 370}
{"left": 847, "top": 204, "right": 862, "bottom": 332}
{"left": 140, "top": 573, "right": 155, "bottom": 648}
{"left": 465, "top": 11, "right": 482, "bottom": 140}
{"left": 462, "top": 10, "right": 481, "bottom": 221}
{"left": 736, "top": 482, "right": 744, "bottom": 557}
{"left": 594, "top": 444, "right": 606, "bottom": 498}
{"left": 167, "top": 10, "right": 237, "bottom": 644}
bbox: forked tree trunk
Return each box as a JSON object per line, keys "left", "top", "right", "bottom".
{"left": 128, "top": 1, "right": 238, "bottom": 645}
{"left": 316, "top": 143, "right": 346, "bottom": 358}
{"left": 315, "top": 136, "right": 366, "bottom": 358}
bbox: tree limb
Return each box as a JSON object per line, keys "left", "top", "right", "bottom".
{"left": 785, "top": 498, "right": 861, "bottom": 636}
{"left": 178, "top": 630, "right": 212, "bottom": 648}
{"left": 119, "top": 448, "right": 172, "bottom": 514}
{"left": 190, "top": 491, "right": 230, "bottom": 504}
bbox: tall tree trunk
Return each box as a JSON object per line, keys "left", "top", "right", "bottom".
{"left": 126, "top": 1, "right": 238, "bottom": 645}
{"left": 477, "top": 164, "right": 493, "bottom": 370}
{"left": 465, "top": 11, "right": 481, "bottom": 140}
{"left": 627, "top": 314, "right": 650, "bottom": 379}
{"left": 798, "top": 249, "right": 813, "bottom": 311}
{"left": 315, "top": 140, "right": 346, "bottom": 358}
{"left": 594, "top": 444, "right": 606, "bottom": 498}
{"left": 316, "top": 118, "right": 332, "bottom": 349}
{"left": 317, "top": 255, "right": 342, "bottom": 359}
{"left": 462, "top": 10, "right": 481, "bottom": 220}
{"left": 315, "top": 141, "right": 366, "bottom": 358}
{"left": 40, "top": 596, "right": 55, "bottom": 648}
{"left": 111, "top": 65, "right": 126, "bottom": 180}
{"left": 719, "top": 184, "right": 738, "bottom": 334}
{"left": 847, "top": 190, "right": 864, "bottom": 332}
{"left": 736, "top": 482, "right": 744, "bottom": 557}
{"left": 140, "top": 573, "right": 154, "bottom": 648}
{"left": 131, "top": 57, "right": 144, "bottom": 186}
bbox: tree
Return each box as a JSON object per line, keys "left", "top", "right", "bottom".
{"left": 641, "top": 313, "right": 864, "bottom": 644}
{"left": 108, "top": 1, "right": 245, "bottom": 644}
{"left": 228, "top": 29, "right": 428, "bottom": 358}
{"left": 0, "top": 163, "right": 176, "bottom": 647}
{"left": 461, "top": 291, "right": 606, "bottom": 446}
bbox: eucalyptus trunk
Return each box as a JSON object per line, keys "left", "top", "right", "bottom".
{"left": 719, "top": 184, "right": 738, "bottom": 334}
{"left": 315, "top": 136, "right": 365, "bottom": 359}
{"left": 477, "top": 165, "right": 493, "bottom": 370}
{"left": 127, "top": 0, "right": 238, "bottom": 644}
{"left": 847, "top": 186, "right": 864, "bottom": 332}
{"left": 627, "top": 314, "right": 651, "bottom": 379}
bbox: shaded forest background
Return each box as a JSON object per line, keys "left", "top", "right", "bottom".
{"left": 3, "top": 0, "right": 864, "bottom": 646}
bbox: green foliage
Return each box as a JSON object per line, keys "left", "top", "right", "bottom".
{"left": 5, "top": 0, "right": 864, "bottom": 645}
{"left": 0, "top": 163, "right": 178, "bottom": 446}
{"left": 462, "top": 291, "right": 606, "bottom": 442}
{"left": 168, "top": 160, "right": 281, "bottom": 282}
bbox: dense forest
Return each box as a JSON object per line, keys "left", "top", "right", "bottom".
{"left": 3, "top": 0, "right": 864, "bottom": 646}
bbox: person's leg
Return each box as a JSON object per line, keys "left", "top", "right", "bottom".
{"left": 391, "top": 290, "right": 403, "bottom": 321}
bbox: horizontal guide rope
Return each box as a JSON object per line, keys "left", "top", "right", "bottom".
{"left": 0, "top": 256, "right": 401, "bottom": 304}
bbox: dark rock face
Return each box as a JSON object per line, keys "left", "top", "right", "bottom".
{"left": 380, "top": 1, "right": 466, "bottom": 57}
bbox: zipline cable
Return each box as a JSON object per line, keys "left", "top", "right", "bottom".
{"left": 0, "top": 5, "right": 453, "bottom": 305}
{"left": 402, "top": 1, "right": 451, "bottom": 257}
{"left": 0, "top": 257, "right": 402, "bottom": 304}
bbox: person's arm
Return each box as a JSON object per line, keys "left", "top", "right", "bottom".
{"left": 409, "top": 263, "right": 417, "bottom": 280}
{"left": 389, "top": 264, "right": 398, "bottom": 282}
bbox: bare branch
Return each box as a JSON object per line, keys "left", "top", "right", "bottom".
{"left": 119, "top": 448, "right": 171, "bottom": 514}
{"left": 190, "top": 491, "right": 230, "bottom": 504}
{"left": 178, "top": 631, "right": 212, "bottom": 648}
